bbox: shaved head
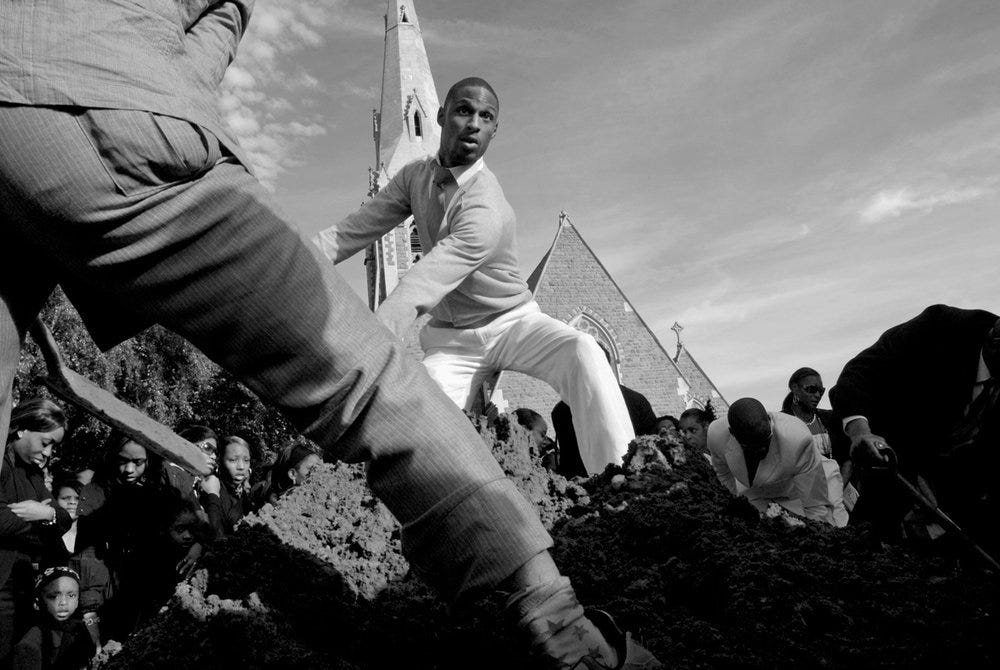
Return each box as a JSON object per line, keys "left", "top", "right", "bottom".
{"left": 728, "top": 398, "right": 771, "bottom": 446}
{"left": 444, "top": 77, "right": 498, "bottom": 111}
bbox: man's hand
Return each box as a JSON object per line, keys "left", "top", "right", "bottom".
{"left": 845, "top": 418, "right": 891, "bottom": 464}
{"left": 200, "top": 474, "right": 221, "bottom": 496}
{"left": 7, "top": 499, "right": 55, "bottom": 522}
{"left": 176, "top": 542, "right": 203, "bottom": 578}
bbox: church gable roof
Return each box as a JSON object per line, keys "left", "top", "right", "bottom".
{"left": 528, "top": 216, "right": 691, "bottom": 385}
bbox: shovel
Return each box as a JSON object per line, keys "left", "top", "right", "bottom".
{"left": 873, "top": 445, "right": 1000, "bottom": 572}
{"left": 29, "top": 318, "right": 211, "bottom": 477}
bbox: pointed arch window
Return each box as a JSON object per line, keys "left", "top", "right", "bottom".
{"left": 413, "top": 111, "right": 422, "bottom": 138}
{"left": 410, "top": 226, "right": 422, "bottom": 261}
{"left": 400, "top": 7, "right": 409, "bottom": 23}
{"left": 569, "top": 313, "right": 620, "bottom": 381}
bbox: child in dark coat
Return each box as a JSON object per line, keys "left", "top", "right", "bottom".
{"left": 13, "top": 566, "right": 95, "bottom": 670}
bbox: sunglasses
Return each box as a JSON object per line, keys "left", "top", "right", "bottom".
{"left": 802, "top": 385, "right": 825, "bottom": 394}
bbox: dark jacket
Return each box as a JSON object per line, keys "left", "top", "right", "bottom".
{"left": 201, "top": 477, "right": 249, "bottom": 540}
{"left": 830, "top": 304, "right": 999, "bottom": 536}
{"left": 41, "top": 519, "right": 111, "bottom": 617}
{"left": 13, "top": 619, "right": 96, "bottom": 670}
{"left": 1, "top": 450, "right": 71, "bottom": 588}
{"left": 552, "top": 384, "right": 657, "bottom": 478}
{"left": 78, "top": 478, "right": 185, "bottom": 639}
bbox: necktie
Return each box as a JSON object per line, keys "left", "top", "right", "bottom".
{"left": 947, "top": 377, "right": 998, "bottom": 451}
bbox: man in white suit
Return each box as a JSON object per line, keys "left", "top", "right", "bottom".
{"left": 707, "top": 398, "right": 848, "bottom": 526}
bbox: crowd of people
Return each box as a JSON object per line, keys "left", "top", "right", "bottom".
{"left": 516, "top": 304, "right": 999, "bottom": 557}
{"left": 2, "top": 316, "right": 996, "bottom": 669}
{"left": 1, "top": 398, "right": 323, "bottom": 669}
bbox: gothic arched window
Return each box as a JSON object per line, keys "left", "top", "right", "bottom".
{"left": 409, "top": 226, "right": 422, "bottom": 260}
{"left": 569, "top": 313, "right": 620, "bottom": 381}
{"left": 413, "top": 112, "right": 422, "bottom": 138}
{"left": 400, "top": 7, "right": 409, "bottom": 23}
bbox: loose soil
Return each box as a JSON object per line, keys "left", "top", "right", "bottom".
{"left": 104, "top": 419, "right": 1000, "bottom": 669}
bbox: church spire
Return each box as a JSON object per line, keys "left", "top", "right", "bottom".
{"left": 365, "top": 0, "right": 441, "bottom": 309}
{"left": 377, "top": 0, "right": 441, "bottom": 180}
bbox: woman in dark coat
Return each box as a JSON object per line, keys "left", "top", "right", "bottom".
{"left": 80, "top": 435, "right": 202, "bottom": 640}
{"left": 1, "top": 399, "right": 72, "bottom": 664}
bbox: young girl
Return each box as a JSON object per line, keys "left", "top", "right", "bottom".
{"left": 248, "top": 441, "right": 321, "bottom": 511}
{"left": 200, "top": 436, "right": 253, "bottom": 540}
{"left": 2, "top": 399, "right": 71, "bottom": 663}
{"left": 84, "top": 435, "right": 201, "bottom": 640}
{"left": 12, "top": 566, "right": 95, "bottom": 670}
{"left": 140, "top": 494, "right": 211, "bottom": 617}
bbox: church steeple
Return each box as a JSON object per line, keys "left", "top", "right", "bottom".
{"left": 365, "top": 0, "right": 441, "bottom": 309}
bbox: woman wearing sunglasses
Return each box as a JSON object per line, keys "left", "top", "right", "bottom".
{"left": 780, "top": 367, "right": 834, "bottom": 458}
{"left": 781, "top": 367, "right": 858, "bottom": 510}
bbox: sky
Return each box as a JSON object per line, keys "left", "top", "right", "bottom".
{"left": 219, "top": 0, "right": 1000, "bottom": 412}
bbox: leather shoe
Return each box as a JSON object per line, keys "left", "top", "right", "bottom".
{"left": 569, "top": 609, "right": 663, "bottom": 669}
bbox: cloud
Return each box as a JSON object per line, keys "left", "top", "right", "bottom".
{"left": 218, "top": 0, "right": 342, "bottom": 188}
{"left": 859, "top": 185, "right": 989, "bottom": 224}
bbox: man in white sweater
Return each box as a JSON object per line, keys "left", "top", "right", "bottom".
{"left": 317, "top": 75, "right": 658, "bottom": 670}
{"left": 317, "top": 77, "right": 634, "bottom": 477}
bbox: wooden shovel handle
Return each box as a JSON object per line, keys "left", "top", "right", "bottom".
{"left": 29, "top": 318, "right": 64, "bottom": 374}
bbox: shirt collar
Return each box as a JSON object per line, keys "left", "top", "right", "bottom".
{"left": 436, "top": 156, "right": 484, "bottom": 188}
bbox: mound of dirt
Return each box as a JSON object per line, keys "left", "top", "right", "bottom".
{"left": 105, "top": 424, "right": 1000, "bottom": 669}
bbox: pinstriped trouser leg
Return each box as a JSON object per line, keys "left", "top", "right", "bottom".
{"left": 0, "top": 232, "right": 55, "bottom": 477}
{"left": 0, "top": 104, "right": 552, "bottom": 601}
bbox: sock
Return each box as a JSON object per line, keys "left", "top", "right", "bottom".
{"left": 505, "top": 576, "right": 619, "bottom": 669}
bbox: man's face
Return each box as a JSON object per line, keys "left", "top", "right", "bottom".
{"left": 437, "top": 85, "right": 498, "bottom": 167}
{"left": 984, "top": 318, "right": 1000, "bottom": 377}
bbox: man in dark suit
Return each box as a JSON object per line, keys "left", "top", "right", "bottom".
{"left": 552, "top": 384, "right": 657, "bottom": 478}
{"left": 830, "top": 304, "right": 1000, "bottom": 546}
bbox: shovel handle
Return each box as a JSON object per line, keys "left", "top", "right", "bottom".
{"left": 892, "top": 470, "right": 1000, "bottom": 573}
{"left": 29, "top": 318, "right": 64, "bottom": 374}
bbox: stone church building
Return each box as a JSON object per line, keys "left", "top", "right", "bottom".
{"left": 362, "top": 0, "right": 727, "bottom": 421}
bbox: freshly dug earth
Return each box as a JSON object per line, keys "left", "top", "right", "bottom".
{"left": 106, "top": 421, "right": 1000, "bottom": 669}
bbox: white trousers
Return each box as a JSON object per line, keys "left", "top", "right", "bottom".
{"left": 419, "top": 301, "right": 635, "bottom": 474}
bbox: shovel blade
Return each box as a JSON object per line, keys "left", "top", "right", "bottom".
{"left": 40, "top": 368, "right": 211, "bottom": 477}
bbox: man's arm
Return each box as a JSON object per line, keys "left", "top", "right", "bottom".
{"left": 314, "top": 170, "right": 414, "bottom": 265}
{"left": 706, "top": 424, "right": 739, "bottom": 495}
{"left": 375, "top": 196, "right": 503, "bottom": 339}
{"left": 183, "top": 1, "right": 254, "bottom": 91}
{"left": 830, "top": 307, "right": 941, "bottom": 463}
